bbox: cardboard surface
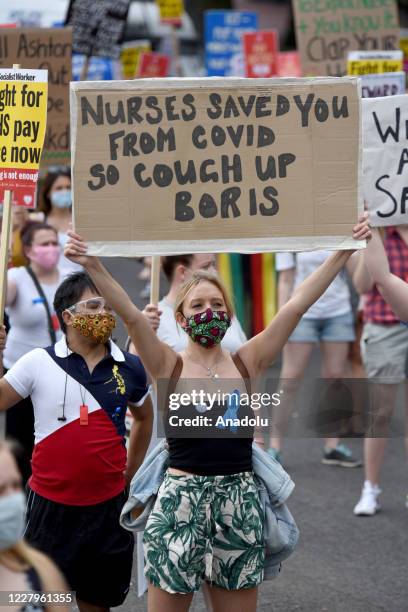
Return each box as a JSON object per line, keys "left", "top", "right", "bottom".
{"left": 0, "top": 67, "right": 47, "bottom": 207}
{"left": 66, "top": 0, "right": 130, "bottom": 59}
{"left": 292, "top": 0, "right": 400, "bottom": 77}
{"left": 0, "top": 27, "right": 71, "bottom": 168}
{"left": 243, "top": 31, "right": 279, "bottom": 79}
{"left": 71, "top": 77, "right": 363, "bottom": 256}
{"left": 363, "top": 94, "right": 408, "bottom": 226}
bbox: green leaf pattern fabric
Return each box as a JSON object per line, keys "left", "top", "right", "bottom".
{"left": 143, "top": 471, "right": 265, "bottom": 593}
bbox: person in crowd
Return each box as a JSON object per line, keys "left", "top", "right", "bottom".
{"left": 0, "top": 440, "right": 70, "bottom": 612}
{"left": 353, "top": 226, "right": 408, "bottom": 516}
{"left": 11, "top": 205, "right": 30, "bottom": 268}
{"left": 130, "top": 254, "right": 247, "bottom": 353}
{"left": 37, "top": 168, "right": 81, "bottom": 277}
{"left": 5, "top": 222, "right": 63, "bottom": 484}
{"left": 64, "top": 216, "right": 370, "bottom": 612}
{"left": 0, "top": 272, "right": 153, "bottom": 612}
{"left": 129, "top": 255, "right": 247, "bottom": 599}
{"left": 269, "top": 250, "right": 362, "bottom": 467}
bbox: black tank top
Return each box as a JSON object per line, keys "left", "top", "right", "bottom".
{"left": 165, "top": 353, "right": 253, "bottom": 476}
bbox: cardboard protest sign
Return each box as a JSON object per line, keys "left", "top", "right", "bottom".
{"left": 0, "top": 68, "right": 47, "bottom": 208}
{"left": 156, "top": 0, "right": 183, "bottom": 26}
{"left": 359, "top": 72, "right": 405, "bottom": 98}
{"left": 0, "top": 27, "right": 72, "bottom": 168}
{"left": 204, "top": 11, "right": 258, "bottom": 77}
{"left": 66, "top": 0, "right": 130, "bottom": 59}
{"left": 243, "top": 31, "right": 279, "bottom": 79}
{"left": 347, "top": 50, "right": 403, "bottom": 75}
{"left": 137, "top": 52, "right": 170, "bottom": 78}
{"left": 363, "top": 94, "right": 408, "bottom": 226}
{"left": 120, "top": 41, "right": 151, "bottom": 79}
{"left": 292, "top": 0, "right": 400, "bottom": 77}
{"left": 70, "top": 77, "right": 363, "bottom": 256}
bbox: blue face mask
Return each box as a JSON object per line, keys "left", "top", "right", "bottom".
{"left": 50, "top": 189, "right": 72, "bottom": 209}
{"left": 0, "top": 491, "right": 26, "bottom": 550}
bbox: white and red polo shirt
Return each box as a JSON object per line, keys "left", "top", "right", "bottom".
{"left": 4, "top": 337, "right": 150, "bottom": 506}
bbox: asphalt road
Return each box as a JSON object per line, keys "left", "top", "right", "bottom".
{"left": 104, "top": 257, "right": 408, "bottom": 612}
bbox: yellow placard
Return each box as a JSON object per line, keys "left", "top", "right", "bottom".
{"left": 0, "top": 68, "right": 48, "bottom": 172}
{"left": 400, "top": 38, "right": 408, "bottom": 58}
{"left": 347, "top": 59, "right": 403, "bottom": 76}
{"left": 120, "top": 42, "right": 151, "bottom": 79}
{"left": 156, "top": 0, "right": 184, "bottom": 24}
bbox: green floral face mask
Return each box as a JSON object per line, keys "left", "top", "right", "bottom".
{"left": 183, "top": 308, "right": 231, "bottom": 348}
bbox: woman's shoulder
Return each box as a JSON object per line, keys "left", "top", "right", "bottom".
{"left": 8, "top": 265, "right": 29, "bottom": 282}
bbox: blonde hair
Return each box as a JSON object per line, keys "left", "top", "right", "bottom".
{"left": 174, "top": 270, "right": 235, "bottom": 319}
{"left": 0, "top": 443, "right": 69, "bottom": 599}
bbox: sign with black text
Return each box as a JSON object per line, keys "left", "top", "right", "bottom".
{"left": 363, "top": 95, "right": 408, "bottom": 226}
{"left": 71, "top": 77, "right": 363, "bottom": 256}
{"left": 0, "top": 67, "right": 48, "bottom": 208}
{"left": 293, "top": 0, "right": 400, "bottom": 77}
{"left": 360, "top": 72, "right": 405, "bottom": 98}
{"left": 347, "top": 50, "right": 403, "bottom": 75}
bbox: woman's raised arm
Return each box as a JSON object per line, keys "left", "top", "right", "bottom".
{"left": 64, "top": 232, "right": 177, "bottom": 379}
{"left": 239, "top": 215, "right": 371, "bottom": 377}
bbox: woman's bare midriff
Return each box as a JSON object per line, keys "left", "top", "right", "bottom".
{"left": 167, "top": 467, "right": 196, "bottom": 476}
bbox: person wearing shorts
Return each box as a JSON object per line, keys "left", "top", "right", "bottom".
{"left": 0, "top": 272, "right": 153, "bottom": 611}
{"left": 353, "top": 226, "right": 408, "bottom": 516}
{"left": 269, "top": 250, "right": 361, "bottom": 467}
{"left": 64, "top": 215, "right": 370, "bottom": 611}
{"left": 144, "top": 471, "right": 264, "bottom": 593}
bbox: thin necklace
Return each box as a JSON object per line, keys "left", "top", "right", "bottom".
{"left": 185, "top": 349, "right": 223, "bottom": 379}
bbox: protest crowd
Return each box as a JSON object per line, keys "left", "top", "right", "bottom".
{"left": 0, "top": 1, "right": 408, "bottom": 612}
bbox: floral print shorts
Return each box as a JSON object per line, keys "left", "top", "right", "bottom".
{"left": 143, "top": 470, "right": 265, "bottom": 594}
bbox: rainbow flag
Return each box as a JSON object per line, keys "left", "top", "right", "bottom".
{"left": 218, "top": 253, "right": 277, "bottom": 337}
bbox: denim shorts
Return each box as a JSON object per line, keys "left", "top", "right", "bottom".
{"left": 289, "top": 311, "right": 355, "bottom": 343}
{"left": 143, "top": 470, "right": 265, "bottom": 594}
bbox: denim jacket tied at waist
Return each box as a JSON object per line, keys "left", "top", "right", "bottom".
{"left": 120, "top": 440, "right": 299, "bottom": 580}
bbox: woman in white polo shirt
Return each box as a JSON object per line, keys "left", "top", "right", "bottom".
{"left": 269, "top": 250, "right": 361, "bottom": 467}
{"left": 5, "top": 221, "right": 63, "bottom": 483}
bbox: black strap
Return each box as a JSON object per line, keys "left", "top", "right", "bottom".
{"left": 25, "top": 266, "right": 57, "bottom": 344}
{"left": 165, "top": 353, "right": 251, "bottom": 403}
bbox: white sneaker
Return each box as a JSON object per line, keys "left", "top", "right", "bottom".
{"left": 353, "top": 481, "right": 381, "bottom": 516}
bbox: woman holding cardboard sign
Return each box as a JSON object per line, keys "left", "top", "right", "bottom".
{"left": 64, "top": 215, "right": 370, "bottom": 612}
